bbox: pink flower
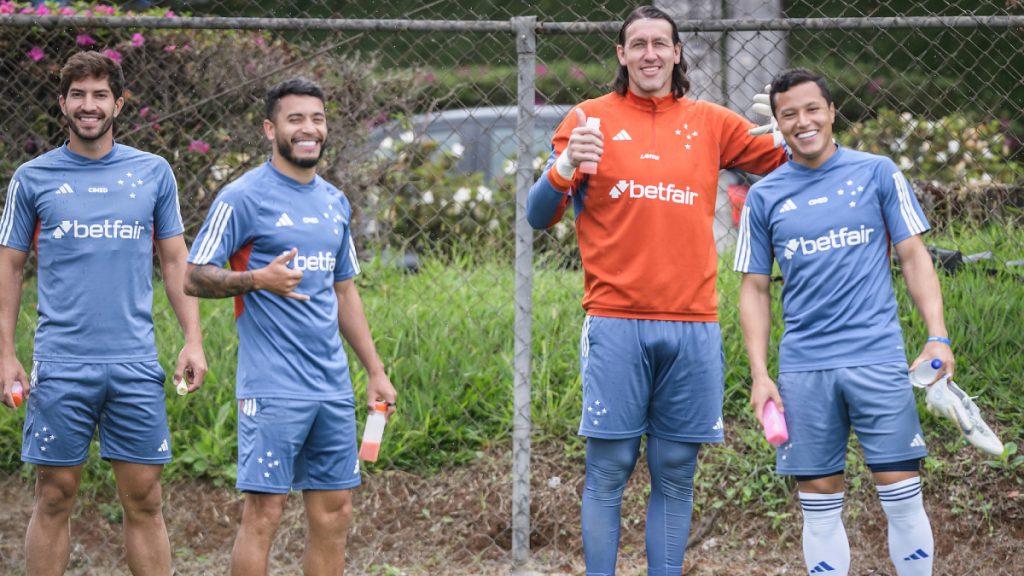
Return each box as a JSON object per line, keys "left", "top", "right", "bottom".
{"left": 139, "top": 106, "right": 150, "bottom": 118}
{"left": 26, "top": 46, "right": 45, "bottom": 62}
{"left": 94, "top": 5, "right": 115, "bottom": 15}
{"left": 188, "top": 140, "right": 210, "bottom": 155}
{"left": 20, "top": 6, "right": 33, "bottom": 14}
{"left": 535, "top": 64, "right": 548, "bottom": 77}
{"left": 75, "top": 34, "right": 96, "bottom": 47}
{"left": 0, "top": 1, "right": 13, "bottom": 15}
{"left": 163, "top": 44, "right": 176, "bottom": 53}
{"left": 254, "top": 35, "right": 265, "bottom": 46}
{"left": 35, "top": 4, "right": 50, "bottom": 15}
{"left": 164, "top": 10, "right": 176, "bottom": 18}
{"left": 58, "top": 6, "right": 76, "bottom": 16}
{"left": 102, "top": 48, "right": 122, "bottom": 64}
{"left": 569, "top": 67, "right": 586, "bottom": 80}
{"left": 131, "top": 33, "right": 145, "bottom": 48}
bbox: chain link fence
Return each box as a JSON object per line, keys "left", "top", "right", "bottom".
{"left": 1, "top": 0, "right": 1022, "bottom": 573}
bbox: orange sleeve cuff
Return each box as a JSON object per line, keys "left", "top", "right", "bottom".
{"left": 546, "top": 167, "right": 573, "bottom": 192}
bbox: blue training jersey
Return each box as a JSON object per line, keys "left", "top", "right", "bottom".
{"left": 188, "top": 161, "right": 359, "bottom": 400}
{"left": 733, "top": 146, "right": 930, "bottom": 372}
{"left": 1, "top": 144, "right": 184, "bottom": 362}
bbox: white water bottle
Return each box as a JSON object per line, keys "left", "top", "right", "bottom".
{"left": 358, "top": 401, "right": 389, "bottom": 462}
{"left": 910, "top": 358, "right": 943, "bottom": 388}
{"left": 579, "top": 117, "right": 601, "bottom": 174}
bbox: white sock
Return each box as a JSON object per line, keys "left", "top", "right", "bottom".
{"left": 877, "top": 476, "right": 934, "bottom": 575}
{"left": 799, "top": 491, "right": 850, "bottom": 575}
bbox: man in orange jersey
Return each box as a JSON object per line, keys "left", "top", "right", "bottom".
{"left": 527, "top": 6, "right": 786, "bottom": 574}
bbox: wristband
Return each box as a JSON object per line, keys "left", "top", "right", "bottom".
{"left": 927, "top": 336, "right": 951, "bottom": 346}
{"left": 554, "top": 149, "right": 576, "bottom": 181}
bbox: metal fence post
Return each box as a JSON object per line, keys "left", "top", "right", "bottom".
{"left": 512, "top": 14, "right": 537, "bottom": 571}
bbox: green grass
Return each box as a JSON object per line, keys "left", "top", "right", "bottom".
{"left": 1, "top": 224, "right": 1021, "bottom": 504}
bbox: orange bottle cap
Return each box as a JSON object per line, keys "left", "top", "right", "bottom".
{"left": 372, "top": 401, "right": 389, "bottom": 412}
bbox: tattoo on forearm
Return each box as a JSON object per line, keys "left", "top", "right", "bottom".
{"left": 186, "top": 265, "right": 254, "bottom": 298}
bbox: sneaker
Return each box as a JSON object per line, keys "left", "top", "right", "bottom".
{"left": 925, "top": 378, "right": 1005, "bottom": 456}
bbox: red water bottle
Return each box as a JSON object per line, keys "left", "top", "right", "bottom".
{"left": 358, "top": 401, "right": 389, "bottom": 462}
{"left": 10, "top": 382, "right": 24, "bottom": 408}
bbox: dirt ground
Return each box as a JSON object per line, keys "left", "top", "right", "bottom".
{"left": 0, "top": 442, "right": 1021, "bottom": 575}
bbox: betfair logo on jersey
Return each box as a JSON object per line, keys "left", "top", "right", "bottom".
{"left": 52, "top": 219, "right": 145, "bottom": 240}
{"left": 609, "top": 180, "right": 699, "bottom": 205}
{"left": 783, "top": 225, "right": 875, "bottom": 260}
{"left": 292, "top": 251, "right": 336, "bottom": 272}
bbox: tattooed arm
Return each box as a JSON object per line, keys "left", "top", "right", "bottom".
{"left": 186, "top": 247, "right": 309, "bottom": 301}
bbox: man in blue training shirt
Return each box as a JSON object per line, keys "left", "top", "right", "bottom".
{"left": 185, "top": 78, "right": 397, "bottom": 576}
{"left": 734, "top": 68, "right": 954, "bottom": 575}
{"left": 0, "top": 51, "right": 208, "bottom": 575}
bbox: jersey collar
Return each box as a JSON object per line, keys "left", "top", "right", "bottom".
{"left": 623, "top": 89, "right": 681, "bottom": 113}
{"left": 60, "top": 140, "right": 120, "bottom": 164}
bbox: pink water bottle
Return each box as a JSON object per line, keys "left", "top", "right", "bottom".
{"left": 761, "top": 399, "right": 789, "bottom": 446}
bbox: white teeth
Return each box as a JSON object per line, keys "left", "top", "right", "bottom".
{"left": 796, "top": 130, "right": 818, "bottom": 140}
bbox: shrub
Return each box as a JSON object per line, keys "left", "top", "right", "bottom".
{"left": 0, "top": 1, "right": 428, "bottom": 248}
{"left": 837, "top": 109, "right": 1024, "bottom": 228}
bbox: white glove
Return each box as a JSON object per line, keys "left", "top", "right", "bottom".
{"left": 748, "top": 85, "right": 784, "bottom": 148}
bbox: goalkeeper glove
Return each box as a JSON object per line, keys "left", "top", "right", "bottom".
{"left": 748, "top": 85, "right": 784, "bottom": 148}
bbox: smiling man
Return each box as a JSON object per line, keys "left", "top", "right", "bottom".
{"left": 734, "top": 68, "right": 954, "bottom": 575}
{"left": 184, "top": 78, "right": 396, "bottom": 576}
{"left": 526, "top": 5, "right": 787, "bottom": 574}
{"left": 0, "top": 51, "right": 207, "bottom": 575}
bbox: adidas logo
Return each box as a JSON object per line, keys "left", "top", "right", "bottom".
{"left": 55, "top": 183, "right": 74, "bottom": 195}
{"left": 275, "top": 213, "right": 294, "bottom": 227}
{"left": 910, "top": 433, "right": 926, "bottom": 448}
{"left": 903, "top": 548, "right": 930, "bottom": 561}
{"left": 612, "top": 129, "right": 632, "bottom": 141}
{"left": 810, "top": 561, "right": 836, "bottom": 573}
{"left": 713, "top": 417, "right": 724, "bottom": 431}
{"left": 779, "top": 199, "right": 797, "bottom": 213}
{"left": 158, "top": 439, "right": 169, "bottom": 453}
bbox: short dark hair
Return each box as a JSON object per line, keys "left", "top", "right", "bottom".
{"left": 612, "top": 5, "right": 690, "bottom": 99}
{"left": 265, "top": 78, "right": 325, "bottom": 121}
{"left": 59, "top": 51, "right": 125, "bottom": 99}
{"left": 769, "top": 68, "right": 833, "bottom": 116}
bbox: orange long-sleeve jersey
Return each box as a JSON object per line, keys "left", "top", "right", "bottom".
{"left": 529, "top": 90, "right": 786, "bottom": 321}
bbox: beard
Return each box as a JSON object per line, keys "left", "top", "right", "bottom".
{"left": 276, "top": 133, "right": 325, "bottom": 169}
{"left": 66, "top": 112, "right": 115, "bottom": 142}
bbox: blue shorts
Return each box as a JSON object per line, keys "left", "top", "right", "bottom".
{"left": 236, "top": 397, "right": 361, "bottom": 494}
{"left": 776, "top": 362, "right": 927, "bottom": 476}
{"left": 578, "top": 316, "right": 725, "bottom": 443}
{"left": 22, "top": 360, "right": 171, "bottom": 466}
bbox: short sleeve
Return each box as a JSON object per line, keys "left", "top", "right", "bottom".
{"left": 877, "top": 158, "right": 930, "bottom": 245}
{"left": 733, "top": 185, "right": 774, "bottom": 275}
{"left": 153, "top": 159, "right": 185, "bottom": 240}
{"left": 0, "top": 171, "right": 37, "bottom": 252}
{"left": 188, "top": 187, "right": 251, "bottom": 267}
{"left": 333, "top": 197, "right": 359, "bottom": 282}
